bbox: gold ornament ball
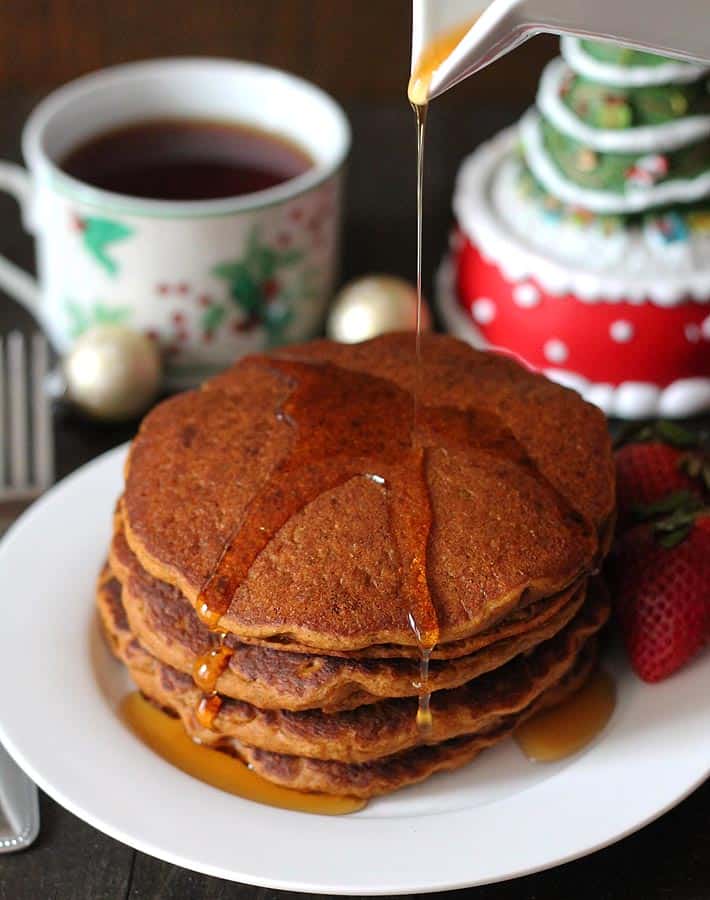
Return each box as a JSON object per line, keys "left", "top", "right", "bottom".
{"left": 327, "top": 275, "right": 431, "bottom": 344}
{"left": 64, "top": 325, "right": 162, "bottom": 421}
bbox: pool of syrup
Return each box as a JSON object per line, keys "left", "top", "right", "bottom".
{"left": 120, "top": 692, "right": 365, "bottom": 815}
{"left": 515, "top": 670, "right": 616, "bottom": 762}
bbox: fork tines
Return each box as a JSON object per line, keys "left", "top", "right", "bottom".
{"left": 0, "top": 332, "right": 54, "bottom": 501}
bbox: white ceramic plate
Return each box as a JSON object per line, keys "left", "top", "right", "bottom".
{"left": 0, "top": 445, "right": 708, "bottom": 894}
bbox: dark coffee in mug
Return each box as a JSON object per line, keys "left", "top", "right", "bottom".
{"left": 60, "top": 118, "right": 314, "bottom": 201}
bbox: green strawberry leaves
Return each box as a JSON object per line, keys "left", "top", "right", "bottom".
{"left": 634, "top": 489, "right": 710, "bottom": 549}
{"left": 614, "top": 419, "right": 699, "bottom": 450}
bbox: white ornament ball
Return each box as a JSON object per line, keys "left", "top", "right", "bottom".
{"left": 64, "top": 325, "right": 162, "bottom": 421}
{"left": 327, "top": 275, "right": 431, "bottom": 344}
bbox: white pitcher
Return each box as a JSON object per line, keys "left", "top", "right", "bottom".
{"left": 412, "top": 0, "right": 710, "bottom": 101}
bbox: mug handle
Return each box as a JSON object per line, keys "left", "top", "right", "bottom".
{"left": 0, "top": 162, "right": 41, "bottom": 319}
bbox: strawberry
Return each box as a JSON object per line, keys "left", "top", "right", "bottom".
{"left": 612, "top": 507, "right": 710, "bottom": 683}
{"left": 613, "top": 421, "right": 709, "bottom": 529}
{"left": 615, "top": 442, "right": 695, "bottom": 524}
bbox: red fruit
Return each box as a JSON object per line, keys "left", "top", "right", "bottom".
{"left": 615, "top": 442, "right": 697, "bottom": 525}
{"left": 612, "top": 517, "right": 710, "bottom": 682}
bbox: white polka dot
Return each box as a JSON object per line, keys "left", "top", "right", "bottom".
{"left": 610, "top": 320, "right": 634, "bottom": 343}
{"left": 702, "top": 316, "right": 710, "bottom": 340}
{"left": 685, "top": 323, "right": 701, "bottom": 343}
{"left": 513, "top": 283, "right": 541, "bottom": 308}
{"left": 472, "top": 297, "right": 496, "bottom": 325}
{"left": 544, "top": 338, "right": 569, "bottom": 364}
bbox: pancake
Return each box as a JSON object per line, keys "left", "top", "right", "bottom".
{"left": 98, "top": 569, "right": 608, "bottom": 763}
{"left": 98, "top": 567, "right": 597, "bottom": 796}
{"left": 110, "top": 524, "right": 589, "bottom": 711}
{"left": 122, "top": 334, "right": 614, "bottom": 651}
{"left": 227, "top": 651, "right": 595, "bottom": 798}
{"left": 113, "top": 504, "right": 588, "bottom": 663}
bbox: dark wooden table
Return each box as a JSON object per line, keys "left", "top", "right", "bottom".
{"left": 0, "top": 91, "right": 708, "bottom": 900}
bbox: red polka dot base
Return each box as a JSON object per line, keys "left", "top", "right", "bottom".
{"left": 456, "top": 238, "right": 710, "bottom": 387}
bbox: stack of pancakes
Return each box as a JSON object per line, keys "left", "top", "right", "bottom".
{"left": 98, "top": 333, "right": 615, "bottom": 799}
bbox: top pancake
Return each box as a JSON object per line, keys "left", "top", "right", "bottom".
{"left": 123, "top": 333, "right": 614, "bottom": 651}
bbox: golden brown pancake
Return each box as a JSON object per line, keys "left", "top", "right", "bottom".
{"left": 98, "top": 569, "right": 608, "bottom": 763}
{"left": 112, "top": 505, "right": 588, "bottom": 663}
{"left": 122, "top": 334, "right": 613, "bottom": 651}
{"left": 228, "top": 653, "right": 595, "bottom": 798}
{"left": 98, "top": 567, "right": 597, "bottom": 797}
{"left": 109, "top": 525, "right": 589, "bottom": 711}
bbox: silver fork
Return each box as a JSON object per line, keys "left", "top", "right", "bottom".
{"left": 0, "top": 331, "right": 53, "bottom": 853}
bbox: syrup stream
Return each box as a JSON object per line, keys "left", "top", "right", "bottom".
{"left": 410, "top": 61, "right": 434, "bottom": 737}
{"left": 406, "top": 17, "right": 480, "bottom": 733}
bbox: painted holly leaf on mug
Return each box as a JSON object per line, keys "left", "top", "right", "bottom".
{"left": 72, "top": 214, "right": 134, "bottom": 276}
{"left": 64, "top": 298, "right": 131, "bottom": 338}
{"left": 212, "top": 226, "right": 303, "bottom": 345}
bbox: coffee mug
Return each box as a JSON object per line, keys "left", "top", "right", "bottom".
{"left": 0, "top": 58, "right": 350, "bottom": 386}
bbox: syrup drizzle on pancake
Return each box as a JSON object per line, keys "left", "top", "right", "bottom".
{"left": 192, "top": 638, "right": 234, "bottom": 725}
{"left": 196, "top": 360, "right": 440, "bottom": 660}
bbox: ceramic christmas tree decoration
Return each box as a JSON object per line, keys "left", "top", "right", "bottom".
{"left": 438, "top": 37, "right": 710, "bottom": 418}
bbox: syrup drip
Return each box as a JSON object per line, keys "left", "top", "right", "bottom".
{"left": 515, "top": 670, "right": 616, "bottom": 762}
{"left": 121, "top": 692, "right": 365, "bottom": 815}
{"left": 195, "top": 692, "right": 223, "bottom": 730}
{"left": 192, "top": 630, "right": 234, "bottom": 730}
{"left": 193, "top": 643, "right": 234, "bottom": 693}
{"left": 414, "top": 645, "right": 434, "bottom": 733}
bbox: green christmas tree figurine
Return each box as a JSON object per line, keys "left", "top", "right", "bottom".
{"left": 441, "top": 37, "right": 710, "bottom": 419}
{"left": 521, "top": 37, "right": 710, "bottom": 213}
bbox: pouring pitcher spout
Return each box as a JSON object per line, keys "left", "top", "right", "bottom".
{"left": 412, "top": 0, "right": 710, "bottom": 103}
